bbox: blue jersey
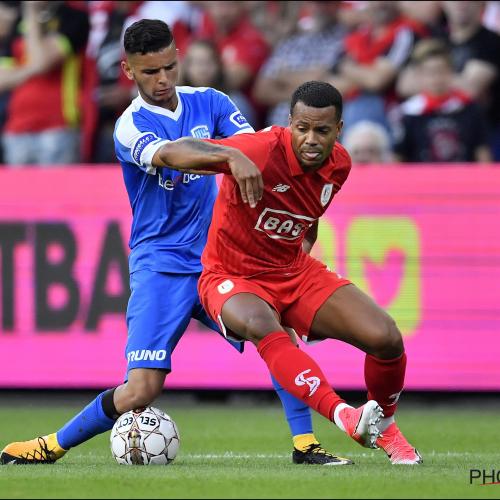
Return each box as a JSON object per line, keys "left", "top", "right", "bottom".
{"left": 114, "top": 86, "right": 254, "bottom": 274}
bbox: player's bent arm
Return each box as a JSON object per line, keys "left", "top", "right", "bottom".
{"left": 302, "top": 220, "right": 318, "bottom": 254}
{"left": 153, "top": 138, "right": 263, "bottom": 207}
{"left": 153, "top": 138, "right": 234, "bottom": 172}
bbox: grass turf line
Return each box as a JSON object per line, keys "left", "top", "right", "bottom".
{"left": 0, "top": 403, "right": 498, "bottom": 499}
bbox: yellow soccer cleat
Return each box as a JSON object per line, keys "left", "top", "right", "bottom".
{"left": 0, "top": 433, "right": 67, "bottom": 465}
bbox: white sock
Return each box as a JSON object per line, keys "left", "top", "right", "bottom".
{"left": 333, "top": 403, "right": 352, "bottom": 431}
{"left": 378, "top": 416, "right": 395, "bottom": 433}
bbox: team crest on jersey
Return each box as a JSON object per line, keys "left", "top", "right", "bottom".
{"left": 190, "top": 125, "right": 210, "bottom": 139}
{"left": 320, "top": 184, "right": 333, "bottom": 206}
{"left": 217, "top": 280, "right": 234, "bottom": 294}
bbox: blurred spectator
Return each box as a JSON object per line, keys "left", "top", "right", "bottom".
{"left": 181, "top": 39, "right": 256, "bottom": 127}
{"left": 246, "top": 1, "right": 301, "bottom": 48}
{"left": 398, "top": 1, "right": 500, "bottom": 159}
{"left": 336, "top": 1, "right": 369, "bottom": 30}
{"left": 86, "top": 1, "right": 142, "bottom": 163}
{"left": 196, "top": 2, "right": 269, "bottom": 95}
{"left": 253, "top": 1, "right": 347, "bottom": 126}
{"left": 0, "top": 1, "right": 19, "bottom": 164}
{"left": 0, "top": 1, "right": 89, "bottom": 166}
{"left": 329, "top": 1, "right": 428, "bottom": 139}
{"left": 483, "top": 0, "right": 500, "bottom": 34}
{"left": 443, "top": 1, "right": 500, "bottom": 160}
{"left": 122, "top": 1, "right": 201, "bottom": 57}
{"left": 394, "top": 39, "right": 492, "bottom": 163}
{"left": 399, "top": 1, "right": 446, "bottom": 36}
{"left": 342, "top": 120, "right": 394, "bottom": 164}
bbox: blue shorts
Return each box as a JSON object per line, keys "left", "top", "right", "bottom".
{"left": 125, "top": 270, "right": 243, "bottom": 376}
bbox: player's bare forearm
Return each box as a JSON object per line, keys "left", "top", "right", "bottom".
{"left": 154, "top": 138, "right": 235, "bottom": 172}
{"left": 154, "top": 138, "right": 263, "bottom": 207}
{"left": 302, "top": 220, "right": 318, "bottom": 254}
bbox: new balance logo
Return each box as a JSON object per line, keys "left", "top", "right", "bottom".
{"left": 294, "top": 369, "right": 320, "bottom": 396}
{"left": 272, "top": 184, "right": 290, "bottom": 192}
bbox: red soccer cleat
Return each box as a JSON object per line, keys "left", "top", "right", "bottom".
{"left": 376, "top": 422, "right": 423, "bottom": 464}
{"left": 334, "top": 400, "right": 383, "bottom": 449}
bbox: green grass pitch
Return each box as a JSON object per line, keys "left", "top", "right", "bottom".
{"left": 0, "top": 396, "right": 498, "bottom": 499}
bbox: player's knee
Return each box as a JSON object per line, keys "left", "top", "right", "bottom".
{"left": 366, "top": 316, "right": 403, "bottom": 359}
{"left": 122, "top": 379, "right": 162, "bottom": 410}
{"left": 241, "top": 314, "right": 281, "bottom": 344}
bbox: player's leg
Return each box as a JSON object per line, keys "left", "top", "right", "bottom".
{"left": 0, "top": 271, "right": 194, "bottom": 465}
{"left": 264, "top": 327, "right": 350, "bottom": 464}
{"left": 269, "top": 374, "right": 352, "bottom": 465}
{"left": 59, "top": 271, "right": 195, "bottom": 443}
{"left": 194, "top": 302, "right": 344, "bottom": 464}
{"left": 309, "top": 283, "right": 421, "bottom": 464}
{"left": 218, "top": 292, "right": 381, "bottom": 449}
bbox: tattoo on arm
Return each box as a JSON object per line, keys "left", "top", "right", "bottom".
{"left": 178, "top": 138, "right": 227, "bottom": 155}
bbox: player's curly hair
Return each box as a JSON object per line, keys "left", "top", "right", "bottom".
{"left": 124, "top": 19, "right": 174, "bottom": 55}
{"left": 290, "top": 81, "right": 343, "bottom": 122}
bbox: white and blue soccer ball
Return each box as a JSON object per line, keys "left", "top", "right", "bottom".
{"left": 110, "top": 406, "right": 180, "bottom": 465}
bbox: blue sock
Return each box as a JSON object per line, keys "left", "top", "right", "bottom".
{"left": 56, "top": 391, "right": 117, "bottom": 450}
{"left": 271, "top": 375, "right": 313, "bottom": 437}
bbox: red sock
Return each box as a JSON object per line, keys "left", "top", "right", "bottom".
{"left": 364, "top": 352, "right": 406, "bottom": 417}
{"left": 257, "top": 332, "right": 344, "bottom": 421}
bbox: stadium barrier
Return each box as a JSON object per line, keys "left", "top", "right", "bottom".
{"left": 0, "top": 166, "right": 499, "bottom": 390}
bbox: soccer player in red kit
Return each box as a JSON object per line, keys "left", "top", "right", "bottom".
{"left": 153, "top": 81, "right": 422, "bottom": 465}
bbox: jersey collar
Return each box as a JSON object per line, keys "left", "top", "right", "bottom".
{"left": 283, "top": 127, "right": 336, "bottom": 180}
{"left": 136, "top": 89, "right": 183, "bottom": 121}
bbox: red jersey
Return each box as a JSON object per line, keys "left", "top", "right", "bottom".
{"left": 203, "top": 127, "right": 351, "bottom": 277}
{"left": 197, "top": 16, "right": 269, "bottom": 77}
{"left": 5, "top": 3, "right": 89, "bottom": 134}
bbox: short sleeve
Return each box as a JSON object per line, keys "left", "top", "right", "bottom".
{"left": 114, "top": 111, "right": 169, "bottom": 173}
{"left": 211, "top": 89, "right": 254, "bottom": 138}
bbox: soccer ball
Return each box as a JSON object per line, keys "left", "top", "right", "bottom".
{"left": 110, "top": 406, "right": 180, "bottom": 465}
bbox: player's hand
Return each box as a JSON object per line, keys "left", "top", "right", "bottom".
{"left": 227, "top": 150, "right": 263, "bottom": 208}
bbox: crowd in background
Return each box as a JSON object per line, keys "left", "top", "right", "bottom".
{"left": 0, "top": 0, "right": 499, "bottom": 166}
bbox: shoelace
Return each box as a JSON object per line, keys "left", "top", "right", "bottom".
{"left": 306, "top": 443, "right": 334, "bottom": 457}
{"left": 21, "top": 437, "right": 53, "bottom": 461}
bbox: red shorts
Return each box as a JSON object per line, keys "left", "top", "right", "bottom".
{"left": 198, "top": 254, "right": 351, "bottom": 343}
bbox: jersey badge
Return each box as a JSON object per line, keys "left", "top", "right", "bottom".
{"left": 217, "top": 280, "right": 235, "bottom": 294}
{"left": 190, "top": 125, "right": 210, "bottom": 139}
{"left": 229, "top": 111, "right": 249, "bottom": 128}
{"left": 320, "top": 184, "right": 333, "bottom": 206}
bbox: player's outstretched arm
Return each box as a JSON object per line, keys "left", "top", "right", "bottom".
{"left": 153, "top": 138, "right": 263, "bottom": 207}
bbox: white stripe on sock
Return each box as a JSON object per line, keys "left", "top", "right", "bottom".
{"left": 378, "top": 416, "right": 395, "bottom": 432}
{"left": 333, "top": 403, "right": 352, "bottom": 431}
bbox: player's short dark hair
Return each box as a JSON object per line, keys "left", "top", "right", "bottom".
{"left": 290, "top": 81, "right": 343, "bottom": 122}
{"left": 124, "top": 19, "right": 174, "bottom": 55}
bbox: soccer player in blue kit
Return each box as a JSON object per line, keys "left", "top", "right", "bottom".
{"left": 0, "top": 20, "right": 350, "bottom": 466}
